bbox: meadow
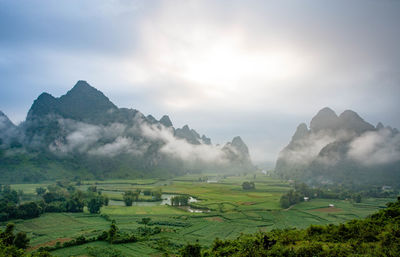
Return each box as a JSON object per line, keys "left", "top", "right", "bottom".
{"left": 4, "top": 174, "right": 393, "bottom": 256}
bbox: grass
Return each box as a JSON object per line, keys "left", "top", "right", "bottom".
{"left": 10, "top": 183, "right": 50, "bottom": 194}
{"left": 4, "top": 174, "right": 395, "bottom": 256}
{"left": 14, "top": 213, "right": 110, "bottom": 247}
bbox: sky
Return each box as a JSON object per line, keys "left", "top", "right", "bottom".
{"left": 1, "top": 0, "right": 400, "bottom": 166}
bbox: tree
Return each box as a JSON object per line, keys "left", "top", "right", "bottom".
{"left": 87, "top": 185, "right": 97, "bottom": 193}
{"left": 108, "top": 220, "right": 118, "bottom": 242}
{"left": 35, "top": 187, "right": 46, "bottom": 196}
{"left": 279, "top": 195, "right": 290, "bottom": 209}
{"left": 66, "top": 194, "right": 84, "bottom": 212}
{"left": 242, "top": 181, "right": 255, "bottom": 190}
{"left": 87, "top": 196, "right": 103, "bottom": 214}
{"left": 180, "top": 243, "right": 202, "bottom": 257}
{"left": 141, "top": 217, "right": 151, "bottom": 228}
{"left": 1, "top": 186, "right": 19, "bottom": 204}
{"left": 152, "top": 190, "right": 162, "bottom": 201}
{"left": 17, "top": 202, "right": 41, "bottom": 219}
{"left": 353, "top": 194, "right": 362, "bottom": 203}
{"left": 103, "top": 195, "right": 109, "bottom": 206}
{"left": 171, "top": 195, "right": 189, "bottom": 206}
{"left": 123, "top": 191, "right": 138, "bottom": 206}
{"left": 0, "top": 223, "right": 16, "bottom": 246}
{"left": 13, "top": 232, "right": 29, "bottom": 249}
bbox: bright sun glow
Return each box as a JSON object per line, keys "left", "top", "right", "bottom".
{"left": 148, "top": 34, "right": 312, "bottom": 101}
{"left": 129, "top": 21, "right": 314, "bottom": 108}
{"left": 180, "top": 43, "right": 309, "bottom": 89}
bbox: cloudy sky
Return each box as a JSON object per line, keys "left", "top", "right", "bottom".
{"left": 1, "top": 0, "right": 399, "bottom": 166}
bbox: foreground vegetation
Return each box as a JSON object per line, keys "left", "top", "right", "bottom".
{"left": 0, "top": 174, "right": 397, "bottom": 256}
{"left": 196, "top": 196, "right": 400, "bottom": 256}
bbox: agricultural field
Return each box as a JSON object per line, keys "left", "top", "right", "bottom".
{"left": 3, "top": 174, "right": 394, "bottom": 256}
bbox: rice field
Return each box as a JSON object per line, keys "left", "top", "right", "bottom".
{"left": 3, "top": 174, "right": 394, "bottom": 256}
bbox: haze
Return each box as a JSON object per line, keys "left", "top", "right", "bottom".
{"left": 1, "top": 0, "right": 400, "bottom": 166}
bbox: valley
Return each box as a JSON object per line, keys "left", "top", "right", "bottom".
{"left": 5, "top": 174, "right": 393, "bottom": 256}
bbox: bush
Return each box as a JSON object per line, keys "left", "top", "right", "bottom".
{"left": 17, "top": 202, "right": 41, "bottom": 219}
{"left": 242, "top": 181, "right": 255, "bottom": 190}
{"left": 180, "top": 243, "right": 202, "bottom": 257}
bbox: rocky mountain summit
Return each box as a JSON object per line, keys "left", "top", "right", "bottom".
{"left": 0, "top": 81, "right": 254, "bottom": 183}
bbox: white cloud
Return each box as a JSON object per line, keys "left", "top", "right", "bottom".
{"left": 140, "top": 123, "right": 229, "bottom": 164}
{"left": 348, "top": 128, "right": 400, "bottom": 165}
{"left": 1, "top": 0, "right": 400, "bottom": 164}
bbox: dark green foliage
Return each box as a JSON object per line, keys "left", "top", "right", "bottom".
{"left": 1, "top": 186, "right": 43, "bottom": 220}
{"left": 353, "top": 193, "right": 362, "bottom": 203}
{"left": 279, "top": 182, "right": 372, "bottom": 208}
{"left": 13, "top": 232, "right": 29, "bottom": 249}
{"left": 17, "top": 202, "right": 41, "bottom": 219}
{"left": 108, "top": 220, "right": 118, "bottom": 242}
{"left": 1, "top": 223, "right": 16, "bottom": 246}
{"left": 97, "top": 220, "right": 138, "bottom": 244}
{"left": 141, "top": 217, "right": 151, "bottom": 226}
{"left": 279, "top": 195, "right": 291, "bottom": 208}
{"left": 44, "top": 201, "right": 67, "bottom": 212}
{"left": 35, "top": 187, "right": 46, "bottom": 196}
{"left": 144, "top": 220, "right": 191, "bottom": 227}
{"left": 103, "top": 195, "right": 109, "bottom": 206}
{"left": 87, "top": 196, "right": 104, "bottom": 214}
{"left": 42, "top": 192, "right": 65, "bottom": 204}
{"left": 66, "top": 193, "right": 85, "bottom": 212}
{"left": 86, "top": 246, "right": 123, "bottom": 257}
{"left": 0, "top": 185, "right": 19, "bottom": 221}
{"left": 279, "top": 190, "right": 303, "bottom": 208}
{"left": 180, "top": 243, "right": 202, "bottom": 257}
{"left": 242, "top": 181, "right": 255, "bottom": 190}
{"left": 0, "top": 222, "right": 53, "bottom": 257}
{"left": 203, "top": 197, "right": 400, "bottom": 257}
{"left": 0, "top": 185, "right": 19, "bottom": 203}
{"left": 87, "top": 185, "right": 97, "bottom": 192}
{"left": 152, "top": 189, "right": 162, "bottom": 200}
{"left": 137, "top": 226, "right": 161, "bottom": 236}
{"left": 171, "top": 195, "right": 189, "bottom": 206}
{"left": 206, "top": 233, "right": 276, "bottom": 257}
{"left": 123, "top": 190, "right": 138, "bottom": 206}
{"left": 143, "top": 189, "right": 162, "bottom": 200}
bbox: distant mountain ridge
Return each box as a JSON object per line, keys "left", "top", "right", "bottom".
{"left": 28, "top": 81, "right": 118, "bottom": 122}
{"left": 276, "top": 107, "right": 400, "bottom": 186}
{"left": 0, "top": 81, "right": 254, "bottom": 183}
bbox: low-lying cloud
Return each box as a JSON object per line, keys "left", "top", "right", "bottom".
{"left": 47, "top": 117, "right": 233, "bottom": 165}
{"left": 280, "top": 129, "right": 352, "bottom": 165}
{"left": 348, "top": 128, "right": 400, "bottom": 166}
{"left": 49, "top": 119, "right": 133, "bottom": 155}
{"left": 140, "top": 123, "right": 229, "bottom": 164}
{"left": 280, "top": 124, "right": 400, "bottom": 168}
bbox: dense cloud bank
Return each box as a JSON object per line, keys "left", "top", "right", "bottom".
{"left": 276, "top": 108, "right": 400, "bottom": 185}
{"left": 348, "top": 128, "right": 400, "bottom": 166}
{"left": 0, "top": 81, "right": 254, "bottom": 183}
{"left": 43, "top": 117, "right": 235, "bottom": 165}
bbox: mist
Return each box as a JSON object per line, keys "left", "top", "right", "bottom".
{"left": 279, "top": 122, "right": 400, "bottom": 169}
{"left": 140, "top": 122, "right": 229, "bottom": 164}
{"left": 44, "top": 117, "right": 237, "bottom": 167}
{"left": 348, "top": 128, "right": 400, "bottom": 166}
